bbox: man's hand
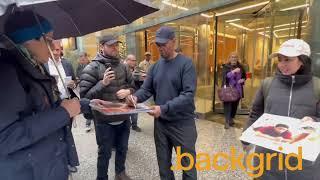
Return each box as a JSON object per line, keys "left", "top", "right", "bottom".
{"left": 126, "top": 95, "right": 137, "bottom": 108}
{"left": 61, "top": 98, "right": 81, "bottom": 118}
{"left": 301, "top": 116, "right": 314, "bottom": 123}
{"left": 116, "top": 89, "right": 131, "bottom": 100}
{"left": 140, "top": 73, "right": 147, "bottom": 81}
{"left": 148, "top": 106, "right": 161, "bottom": 118}
{"left": 90, "top": 99, "right": 107, "bottom": 107}
{"left": 102, "top": 67, "right": 115, "bottom": 86}
{"left": 67, "top": 80, "right": 76, "bottom": 89}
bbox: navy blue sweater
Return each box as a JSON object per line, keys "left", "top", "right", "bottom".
{"left": 135, "top": 54, "right": 197, "bottom": 122}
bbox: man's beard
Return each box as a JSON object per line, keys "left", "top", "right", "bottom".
{"left": 160, "top": 52, "right": 169, "bottom": 59}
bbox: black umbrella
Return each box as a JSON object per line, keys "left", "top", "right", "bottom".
{"left": 0, "top": 0, "right": 158, "bottom": 39}
{"left": 0, "top": 0, "right": 158, "bottom": 104}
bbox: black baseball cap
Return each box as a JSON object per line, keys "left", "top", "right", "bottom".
{"left": 99, "top": 35, "right": 121, "bottom": 45}
{"left": 155, "top": 26, "right": 175, "bottom": 44}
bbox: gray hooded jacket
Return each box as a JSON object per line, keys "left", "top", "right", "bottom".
{"left": 245, "top": 69, "right": 320, "bottom": 179}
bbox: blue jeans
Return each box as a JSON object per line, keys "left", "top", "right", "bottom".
{"left": 130, "top": 114, "right": 138, "bottom": 127}
{"left": 94, "top": 120, "right": 130, "bottom": 180}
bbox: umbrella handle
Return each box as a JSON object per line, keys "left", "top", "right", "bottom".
{"left": 44, "top": 39, "right": 71, "bottom": 99}
{"left": 31, "top": 9, "right": 71, "bottom": 99}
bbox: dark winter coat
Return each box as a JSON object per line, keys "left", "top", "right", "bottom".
{"left": 0, "top": 48, "right": 79, "bottom": 180}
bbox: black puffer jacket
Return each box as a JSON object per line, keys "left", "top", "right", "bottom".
{"left": 79, "top": 53, "right": 135, "bottom": 123}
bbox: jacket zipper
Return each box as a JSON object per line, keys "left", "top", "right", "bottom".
{"left": 284, "top": 75, "right": 295, "bottom": 180}
{"left": 288, "top": 76, "right": 295, "bottom": 116}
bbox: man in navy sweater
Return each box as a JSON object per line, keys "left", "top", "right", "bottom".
{"left": 127, "top": 26, "right": 197, "bottom": 180}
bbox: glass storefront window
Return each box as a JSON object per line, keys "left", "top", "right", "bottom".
{"left": 68, "top": 0, "right": 311, "bottom": 116}
{"left": 141, "top": 14, "right": 215, "bottom": 114}
{"left": 213, "top": 0, "right": 311, "bottom": 113}
{"left": 137, "top": 0, "right": 213, "bottom": 25}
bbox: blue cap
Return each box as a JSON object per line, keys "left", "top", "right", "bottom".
{"left": 155, "top": 26, "right": 175, "bottom": 44}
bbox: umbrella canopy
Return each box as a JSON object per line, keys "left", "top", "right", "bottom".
{"left": 0, "top": 0, "right": 158, "bottom": 39}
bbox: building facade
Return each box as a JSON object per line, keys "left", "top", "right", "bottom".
{"left": 63, "top": 0, "right": 320, "bottom": 115}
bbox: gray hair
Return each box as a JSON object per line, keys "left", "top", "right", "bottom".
{"left": 125, "top": 54, "right": 136, "bottom": 61}
{"left": 79, "top": 51, "right": 88, "bottom": 57}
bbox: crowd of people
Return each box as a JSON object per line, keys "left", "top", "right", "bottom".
{"left": 0, "top": 9, "right": 319, "bottom": 180}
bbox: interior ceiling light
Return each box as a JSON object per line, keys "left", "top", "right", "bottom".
{"left": 163, "top": 1, "right": 270, "bottom": 17}
{"left": 215, "top": 1, "right": 270, "bottom": 16}
{"left": 273, "top": 32, "right": 279, "bottom": 38}
{"left": 258, "top": 25, "right": 307, "bottom": 35}
{"left": 201, "top": 13, "right": 213, "bottom": 18}
{"left": 217, "top": 32, "right": 237, "bottom": 39}
{"left": 162, "top": 1, "right": 189, "bottom": 11}
{"left": 274, "top": 26, "right": 306, "bottom": 33}
{"left": 280, "top": 4, "right": 309, "bottom": 11}
{"left": 226, "top": 19, "right": 241, "bottom": 23}
{"left": 255, "top": 21, "right": 308, "bottom": 31}
{"left": 258, "top": 32, "right": 270, "bottom": 38}
{"left": 229, "top": 23, "right": 253, "bottom": 31}
{"left": 177, "top": 6, "right": 189, "bottom": 11}
{"left": 277, "top": 33, "right": 307, "bottom": 38}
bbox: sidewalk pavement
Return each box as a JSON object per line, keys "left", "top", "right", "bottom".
{"left": 72, "top": 113, "right": 251, "bottom": 180}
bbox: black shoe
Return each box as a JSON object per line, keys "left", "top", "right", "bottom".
{"left": 132, "top": 125, "right": 142, "bottom": 132}
{"left": 115, "top": 171, "right": 132, "bottom": 180}
{"left": 68, "top": 166, "right": 78, "bottom": 173}
{"left": 229, "top": 121, "right": 235, "bottom": 127}
{"left": 224, "top": 123, "right": 230, "bottom": 129}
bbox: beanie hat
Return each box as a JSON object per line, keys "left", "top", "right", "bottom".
{"left": 4, "top": 10, "right": 53, "bottom": 44}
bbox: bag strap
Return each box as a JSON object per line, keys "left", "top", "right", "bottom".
{"left": 312, "top": 76, "right": 320, "bottom": 100}
{"left": 262, "top": 77, "right": 274, "bottom": 107}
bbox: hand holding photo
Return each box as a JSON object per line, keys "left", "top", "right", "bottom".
{"left": 240, "top": 113, "right": 320, "bottom": 161}
{"left": 89, "top": 99, "right": 151, "bottom": 115}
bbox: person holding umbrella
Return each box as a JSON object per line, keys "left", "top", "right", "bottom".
{"left": 0, "top": 10, "right": 95, "bottom": 180}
